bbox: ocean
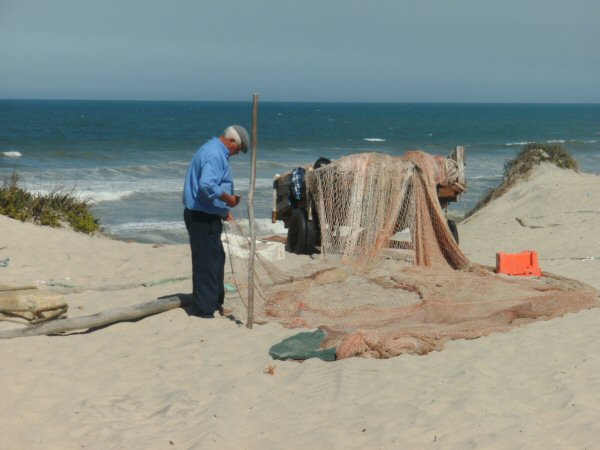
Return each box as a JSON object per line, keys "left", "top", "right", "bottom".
{"left": 1, "top": 100, "right": 599, "bottom": 244}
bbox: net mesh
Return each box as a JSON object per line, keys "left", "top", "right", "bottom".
{"left": 224, "top": 152, "right": 599, "bottom": 359}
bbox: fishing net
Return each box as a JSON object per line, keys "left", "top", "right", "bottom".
{"left": 224, "top": 152, "right": 599, "bottom": 359}
{"left": 308, "top": 151, "right": 469, "bottom": 269}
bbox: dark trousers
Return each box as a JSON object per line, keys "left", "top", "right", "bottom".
{"left": 184, "top": 208, "right": 225, "bottom": 315}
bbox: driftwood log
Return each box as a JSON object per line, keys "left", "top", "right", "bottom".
{"left": 0, "top": 295, "right": 185, "bottom": 339}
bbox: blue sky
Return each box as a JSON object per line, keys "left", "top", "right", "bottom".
{"left": 1, "top": 0, "right": 598, "bottom": 102}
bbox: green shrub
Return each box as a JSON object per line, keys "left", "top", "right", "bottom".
{"left": 465, "top": 143, "right": 578, "bottom": 218}
{"left": 0, "top": 172, "right": 100, "bottom": 234}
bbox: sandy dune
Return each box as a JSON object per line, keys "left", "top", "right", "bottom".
{"left": 1, "top": 163, "right": 599, "bottom": 449}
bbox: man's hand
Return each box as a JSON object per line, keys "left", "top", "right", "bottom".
{"left": 225, "top": 212, "right": 235, "bottom": 222}
{"left": 220, "top": 193, "right": 241, "bottom": 207}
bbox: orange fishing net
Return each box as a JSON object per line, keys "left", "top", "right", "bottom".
{"left": 225, "top": 152, "right": 598, "bottom": 359}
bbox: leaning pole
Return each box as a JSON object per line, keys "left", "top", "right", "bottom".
{"left": 246, "top": 93, "right": 259, "bottom": 329}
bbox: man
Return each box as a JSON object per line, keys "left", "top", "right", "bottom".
{"left": 183, "top": 125, "right": 249, "bottom": 317}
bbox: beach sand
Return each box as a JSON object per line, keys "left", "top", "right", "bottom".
{"left": 1, "top": 163, "right": 599, "bottom": 449}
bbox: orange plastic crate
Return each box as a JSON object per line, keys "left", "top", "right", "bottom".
{"left": 495, "top": 250, "right": 542, "bottom": 276}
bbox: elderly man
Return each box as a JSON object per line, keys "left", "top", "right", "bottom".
{"left": 183, "top": 125, "right": 249, "bottom": 317}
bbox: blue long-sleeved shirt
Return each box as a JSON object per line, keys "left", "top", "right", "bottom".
{"left": 182, "top": 137, "right": 233, "bottom": 217}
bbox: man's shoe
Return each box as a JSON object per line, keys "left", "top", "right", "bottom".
{"left": 218, "top": 306, "right": 233, "bottom": 316}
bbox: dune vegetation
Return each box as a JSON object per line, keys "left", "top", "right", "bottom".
{"left": 0, "top": 172, "right": 100, "bottom": 233}
{"left": 466, "top": 143, "right": 578, "bottom": 217}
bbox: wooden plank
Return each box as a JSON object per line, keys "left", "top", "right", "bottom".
{"left": 450, "top": 146, "right": 466, "bottom": 187}
{"left": 437, "top": 186, "right": 460, "bottom": 201}
{"left": 381, "top": 248, "right": 415, "bottom": 263}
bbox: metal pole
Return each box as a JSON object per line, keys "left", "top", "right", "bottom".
{"left": 246, "top": 93, "right": 259, "bottom": 329}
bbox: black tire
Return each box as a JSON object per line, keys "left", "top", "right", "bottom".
{"left": 286, "top": 207, "right": 306, "bottom": 254}
{"left": 447, "top": 219, "right": 459, "bottom": 244}
{"left": 302, "top": 219, "right": 317, "bottom": 255}
{"left": 286, "top": 208, "right": 316, "bottom": 255}
{"left": 311, "top": 201, "right": 322, "bottom": 247}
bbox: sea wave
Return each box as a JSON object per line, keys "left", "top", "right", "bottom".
{"left": 255, "top": 160, "right": 303, "bottom": 170}
{"left": 80, "top": 189, "right": 139, "bottom": 202}
{"left": 109, "top": 220, "right": 186, "bottom": 233}
{"left": 2, "top": 151, "right": 22, "bottom": 158}
{"left": 566, "top": 139, "right": 597, "bottom": 144}
{"left": 21, "top": 178, "right": 182, "bottom": 202}
{"left": 468, "top": 175, "right": 503, "bottom": 180}
{"left": 89, "top": 162, "right": 188, "bottom": 178}
{"left": 505, "top": 142, "right": 533, "bottom": 146}
{"left": 363, "top": 138, "right": 386, "bottom": 142}
{"left": 233, "top": 178, "right": 277, "bottom": 191}
{"left": 505, "top": 139, "right": 600, "bottom": 147}
{"left": 110, "top": 218, "right": 286, "bottom": 235}
{"left": 24, "top": 186, "right": 138, "bottom": 203}
{"left": 20, "top": 176, "right": 276, "bottom": 204}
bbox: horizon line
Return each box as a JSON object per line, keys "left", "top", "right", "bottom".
{"left": 1, "top": 97, "right": 600, "bottom": 106}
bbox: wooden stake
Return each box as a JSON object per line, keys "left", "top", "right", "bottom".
{"left": 246, "top": 93, "right": 259, "bottom": 329}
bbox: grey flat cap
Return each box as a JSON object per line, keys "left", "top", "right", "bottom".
{"left": 231, "top": 125, "right": 250, "bottom": 153}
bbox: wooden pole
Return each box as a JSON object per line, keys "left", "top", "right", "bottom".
{"left": 246, "top": 93, "right": 259, "bottom": 329}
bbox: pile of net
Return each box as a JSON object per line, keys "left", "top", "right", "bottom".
{"left": 225, "top": 152, "right": 599, "bottom": 359}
